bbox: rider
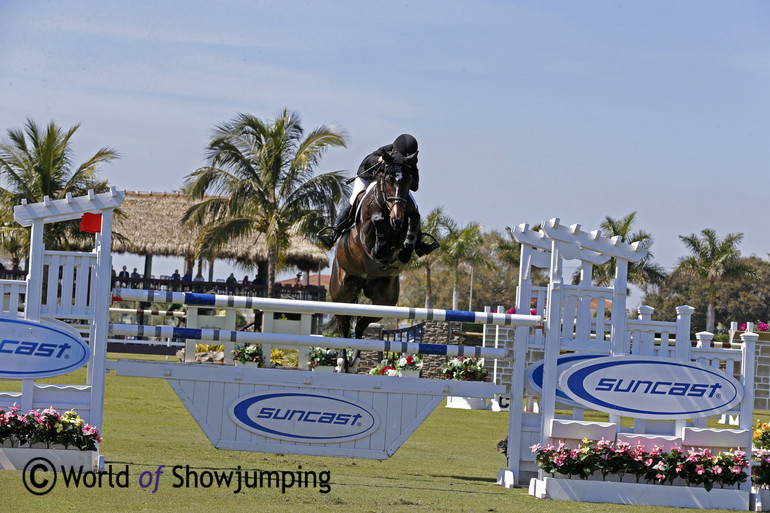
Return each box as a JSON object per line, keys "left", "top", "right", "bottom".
{"left": 317, "top": 134, "right": 438, "bottom": 257}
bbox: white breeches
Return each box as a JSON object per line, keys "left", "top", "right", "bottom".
{"left": 349, "top": 177, "right": 418, "bottom": 212}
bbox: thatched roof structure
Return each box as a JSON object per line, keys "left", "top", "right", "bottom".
{"left": 112, "top": 192, "right": 329, "bottom": 270}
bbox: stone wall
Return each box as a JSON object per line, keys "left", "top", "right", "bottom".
{"left": 755, "top": 338, "right": 770, "bottom": 411}
{"left": 356, "top": 321, "right": 463, "bottom": 379}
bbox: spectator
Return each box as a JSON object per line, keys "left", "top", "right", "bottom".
{"left": 226, "top": 273, "right": 237, "bottom": 285}
{"left": 118, "top": 265, "right": 129, "bottom": 286}
{"left": 171, "top": 269, "right": 181, "bottom": 281}
{"left": 193, "top": 270, "right": 204, "bottom": 292}
{"left": 242, "top": 275, "right": 250, "bottom": 285}
{"left": 182, "top": 271, "right": 192, "bottom": 281}
{"left": 131, "top": 268, "right": 140, "bottom": 279}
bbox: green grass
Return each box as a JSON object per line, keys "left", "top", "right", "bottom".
{"left": 0, "top": 356, "right": 761, "bottom": 512}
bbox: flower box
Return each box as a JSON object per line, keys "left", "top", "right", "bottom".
{"left": 0, "top": 447, "right": 99, "bottom": 472}
{"left": 733, "top": 330, "right": 770, "bottom": 343}
{"left": 234, "top": 361, "right": 259, "bottom": 368}
{"left": 398, "top": 369, "right": 420, "bottom": 378}
{"left": 752, "top": 487, "right": 770, "bottom": 511}
{"left": 530, "top": 476, "right": 750, "bottom": 511}
{"left": 312, "top": 365, "right": 335, "bottom": 372}
{"left": 445, "top": 396, "right": 489, "bottom": 410}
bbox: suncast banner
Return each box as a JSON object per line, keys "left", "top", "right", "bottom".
{"left": 228, "top": 391, "right": 380, "bottom": 443}
{"left": 526, "top": 353, "right": 605, "bottom": 408}
{"left": 0, "top": 317, "right": 90, "bottom": 379}
{"left": 559, "top": 355, "right": 743, "bottom": 420}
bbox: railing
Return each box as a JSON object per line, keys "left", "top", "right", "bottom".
{"left": 110, "top": 276, "right": 327, "bottom": 302}
{"left": 382, "top": 321, "right": 425, "bottom": 343}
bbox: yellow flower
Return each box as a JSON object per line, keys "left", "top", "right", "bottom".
{"left": 763, "top": 423, "right": 769, "bottom": 431}
{"left": 55, "top": 423, "right": 63, "bottom": 433}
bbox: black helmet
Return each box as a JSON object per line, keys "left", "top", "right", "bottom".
{"left": 392, "top": 134, "right": 418, "bottom": 156}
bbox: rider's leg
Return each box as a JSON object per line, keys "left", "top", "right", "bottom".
{"left": 317, "top": 178, "right": 368, "bottom": 249}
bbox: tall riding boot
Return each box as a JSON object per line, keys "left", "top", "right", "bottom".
{"left": 317, "top": 203, "right": 352, "bottom": 249}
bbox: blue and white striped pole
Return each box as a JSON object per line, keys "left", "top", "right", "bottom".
{"left": 112, "top": 289, "right": 541, "bottom": 328}
{"left": 109, "top": 323, "right": 509, "bottom": 359}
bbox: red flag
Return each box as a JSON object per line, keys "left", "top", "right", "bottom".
{"left": 80, "top": 212, "right": 102, "bottom": 233}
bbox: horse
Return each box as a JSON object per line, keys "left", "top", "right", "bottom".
{"left": 329, "top": 151, "right": 420, "bottom": 371}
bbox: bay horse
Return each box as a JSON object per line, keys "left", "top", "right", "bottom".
{"left": 329, "top": 151, "right": 420, "bottom": 371}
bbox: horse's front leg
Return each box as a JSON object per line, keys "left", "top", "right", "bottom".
{"left": 370, "top": 211, "right": 389, "bottom": 261}
{"left": 397, "top": 210, "right": 420, "bottom": 263}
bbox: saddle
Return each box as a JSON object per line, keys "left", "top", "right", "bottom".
{"left": 335, "top": 182, "right": 378, "bottom": 237}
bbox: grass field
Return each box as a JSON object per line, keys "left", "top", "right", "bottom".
{"left": 0, "top": 355, "right": 758, "bottom": 513}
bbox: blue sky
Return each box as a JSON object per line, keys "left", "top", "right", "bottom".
{"left": 1, "top": 1, "right": 769, "bottom": 295}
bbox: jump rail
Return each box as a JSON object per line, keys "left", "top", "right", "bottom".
{"left": 109, "top": 324, "right": 509, "bottom": 359}
{"left": 112, "top": 288, "right": 542, "bottom": 328}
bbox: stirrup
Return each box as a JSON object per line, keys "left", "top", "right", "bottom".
{"left": 316, "top": 226, "right": 337, "bottom": 249}
{"left": 415, "top": 233, "right": 439, "bottom": 257}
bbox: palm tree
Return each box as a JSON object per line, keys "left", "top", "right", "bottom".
{"left": 578, "top": 212, "right": 666, "bottom": 292}
{"left": 182, "top": 110, "right": 349, "bottom": 297}
{"left": 0, "top": 119, "right": 118, "bottom": 251}
{"left": 677, "top": 228, "right": 756, "bottom": 333}
{"left": 440, "top": 221, "right": 492, "bottom": 310}
{"left": 408, "top": 206, "right": 452, "bottom": 309}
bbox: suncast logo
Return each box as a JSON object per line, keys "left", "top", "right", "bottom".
{"left": 228, "top": 391, "right": 381, "bottom": 443}
{"left": 526, "top": 353, "right": 604, "bottom": 408}
{"left": 558, "top": 355, "right": 744, "bottom": 420}
{"left": 0, "top": 318, "right": 89, "bottom": 379}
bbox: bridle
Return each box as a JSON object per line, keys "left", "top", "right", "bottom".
{"left": 375, "top": 166, "right": 409, "bottom": 214}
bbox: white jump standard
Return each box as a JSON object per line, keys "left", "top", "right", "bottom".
{"left": 0, "top": 191, "right": 760, "bottom": 510}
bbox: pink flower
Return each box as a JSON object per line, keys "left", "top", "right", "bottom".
{"left": 644, "top": 458, "right": 653, "bottom": 467}
{"left": 507, "top": 307, "right": 516, "bottom": 314}
{"left": 696, "top": 465, "right": 705, "bottom": 475}
{"left": 732, "top": 466, "right": 743, "bottom": 474}
{"left": 656, "top": 473, "right": 665, "bottom": 480}
{"left": 714, "top": 466, "right": 723, "bottom": 475}
{"left": 554, "top": 456, "right": 565, "bottom": 466}
{"left": 530, "top": 308, "right": 537, "bottom": 315}
{"left": 530, "top": 443, "right": 541, "bottom": 453}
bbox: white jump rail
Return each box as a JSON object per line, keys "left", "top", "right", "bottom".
{"left": 112, "top": 288, "right": 542, "bottom": 327}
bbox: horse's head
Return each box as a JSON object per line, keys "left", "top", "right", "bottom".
{"left": 378, "top": 151, "right": 416, "bottom": 231}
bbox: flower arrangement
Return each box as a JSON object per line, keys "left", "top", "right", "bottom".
{"left": 497, "top": 436, "right": 508, "bottom": 455}
{"left": 507, "top": 307, "right": 538, "bottom": 315}
{"left": 307, "top": 347, "right": 339, "bottom": 369}
{"left": 754, "top": 420, "right": 770, "bottom": 449}
{"left": 530, "top": 439, "right": 750, "bottom": 491}
{"left": 397, "top": 354, "right": 423, "bottom": 371}
{"left": 0, "top": 406, "right": 101, "bottom": 450}
{"left": 369, "top": 359, "right": 398, "bottom": 376}
{"left": 755, "top": 450, "right": 770, "bottom": 488}
{"left": 441, "top": 356, "right": 487, "bottom": 381}
{"left": 740, "top": 322, "right": 769, "bottom": 332}
{"left": 233, "top": 343, "right": 263, "bottom": 365}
